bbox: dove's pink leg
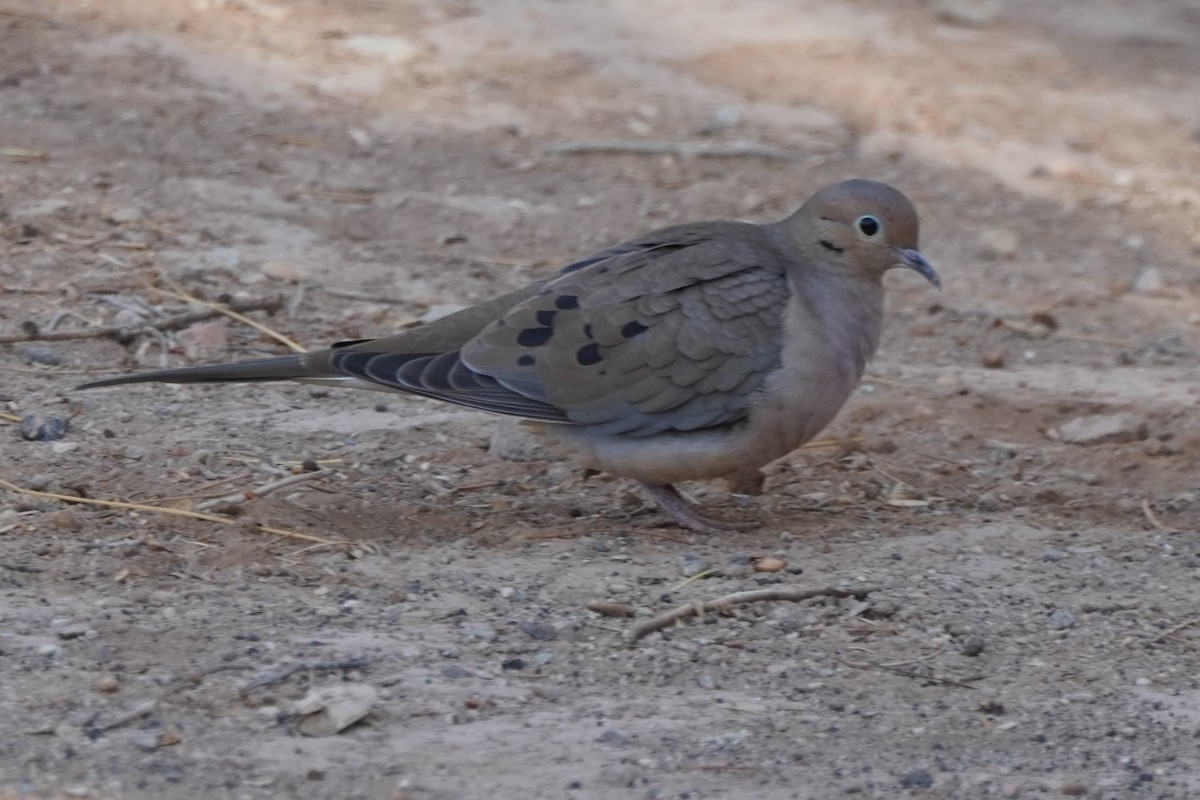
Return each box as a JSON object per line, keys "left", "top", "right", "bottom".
{"left": 639, "top": 483, "right": 760, "bottom": 535}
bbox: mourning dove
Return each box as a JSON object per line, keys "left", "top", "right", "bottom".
{"left": 80, "top": 179, "right": 939, "bottom": 534}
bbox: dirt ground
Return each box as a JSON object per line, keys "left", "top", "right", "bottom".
{"left": 2, "top": 1, "right": 1199, "bottom": 798}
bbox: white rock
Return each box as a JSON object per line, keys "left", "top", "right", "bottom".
{"left": 977, "top": 228, "right": 1019, "bottom": 260}
{"left": 1132, "top": 266, "right": 1163, "bottom": 294}
{"left": 340, "top": 35, "right": 419, "bottom": 65}
{"left": 294, "top": 684, "right": 378, "bottom": 736}
{"left": 260, "top": 259, "right": 308, "bottom": 283}
{"left": 1057, "top": 413, "right": 1147, "bottom": 446}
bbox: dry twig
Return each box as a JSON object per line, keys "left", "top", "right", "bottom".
{"left": 154, "top": 285, "right": 306, "bottom": 353}
{"left": 0, "top": 297, "right": 282, "bottom": 345}
{"left": 1141, "top": 498, "right": 1178, "bottom": 534}
{"left": 0, "top": 477, "right": 342, "bottom": 546}
{"left": 835, "top": 655, "right": 979, "bottom": 689}
{"left": 240, "top": 657, "right": 369, "bottom": 695}
{"left": 625, "top": 584, "right": 880, "bottom": 644}
{"left": 547, "top": 139, "right": 806, "bottom": 162}
{"left": 193, "top": 469, "right": 330, "bottom": 512}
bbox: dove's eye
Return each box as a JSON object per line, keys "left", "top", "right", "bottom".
{"left": 855, "top": 214, "right": 882, "bottom": 238}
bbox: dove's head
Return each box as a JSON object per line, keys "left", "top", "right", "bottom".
{"left": 786, "top": 179, "right": 940, "bottom": 289}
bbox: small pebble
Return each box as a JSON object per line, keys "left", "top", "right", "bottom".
{"left": 461, "top": 622, "right": 497, "bottom": 642}
{"left": 19, "top": 344, "right": 64, "bottom": 366}
{"left": 1041, "top": 548, "right": 1067, "bottom": 562}
{"left": 19, "top": 414, "right": 69, "bottom": 442}
{"left": 501, "top": 657, "right": 526, "bottom": 671}
{"left": 596, "top": 729, "right": 630, "bottom": 746}
{"left": 520, "top": 621, "right": 557, "bottom": 641}
{"left": 1048, "top": 609, "right": 1075, "bottom": 630}
{"left": 899, "top": 768, "right": 934, "bottom": 789}
{"left": 754, "top": 556, "right": 786, "bottom": 573}
{"left": 94, "top": 675, "right": 120, "bottom": 694}
{"left": 981, "top": 350, "right": 1006, "bottom": 369}
{"left": 679, "top": 554, "right": 713, "bottom": 577}
{"left": 130, "top": 732, "right": 161, "bottom": 752}
{"left": 960, "top": 635, "right": 986, "bottom": 657}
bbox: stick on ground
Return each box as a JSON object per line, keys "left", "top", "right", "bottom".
{"left": 625, "top": 584, "right": 881, "bottom": 644}
{"left": 0, "top": 296, "right": 283, "bottom": 345}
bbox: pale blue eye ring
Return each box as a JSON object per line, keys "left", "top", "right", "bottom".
{"left": 856, "top": 214, "right": 882, "bottom": 237}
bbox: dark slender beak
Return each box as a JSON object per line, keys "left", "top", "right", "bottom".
{"left": 896, "top": 247, "right": 941, "bottom": 290}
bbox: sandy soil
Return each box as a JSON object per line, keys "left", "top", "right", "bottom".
{"left": 1, "top": 1, "right": 1199, "bottom": 798}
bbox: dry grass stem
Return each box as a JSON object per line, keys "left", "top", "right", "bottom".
{"left": 625, "top": 584, "right": 881, "bottom": 644}
{"left": 0, "top": 477, "right": 342, "bottom": 546}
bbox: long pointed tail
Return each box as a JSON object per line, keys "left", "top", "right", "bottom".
{"left": 78, "top": 354, "right": 314, "bottom": 389}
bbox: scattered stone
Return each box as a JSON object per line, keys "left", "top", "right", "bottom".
{"left": 56, "top": 622, "right": 89, "bottom": 639}
{"left": 19, "top": 344, "right": 63, "bottom": 366}
{"left": 586, "top": 601, "right": 635, "bottom": 618}
{"left": 340, "top": 34, "right": 420, "bottom": 65}
{"left": 979, "top": 494, "right": 1008, "bottom": 513}
{"left": 19, "top": 414, "right": 69, "bottom": 442}
{"left": 697, "top": 106, "right": 742, "bottom": 135}
{"left": 129, "top": 732, "right": 162, "bottom": 751}
{"left": 179, "top": 319, "right": 229, "bottom": 361}
{"left": 260, "top": 259, "right": 309, "bottom": 283}
{"left": 1132, "top": 266, "right": 1164, "bottom": 294}
{"left": 94, "top": 675, "right": 120, "bottom": 694}
{"left": 1060, "top": 783, "right": 1087, "bottom": 797}
{"left": 1048, "top": 609, "right": 1075, "bottom": 630}
{"left": 754, "top": 556, "right": 786, "bottom": 573}
{"left": 501, "top": 657, "right": 526, "bottom": 671}
{"left": 47, "top": 510, "right": 79, "bottom": 530}
{"left": 26, "top": 473, "right": 56, "bottom": 491}
{"left": 520, "top": 621, "right": 557, "bottom": 641}
{"left": 596, "top": 730, "right": 630, "bottom": 746}
{"left": 976, "top": 227, "right": 1019, "bottom": 259}
{"left": 984, "top": 440, "right": 1018, "bottom": 462}
{"left": 1056, "top": 413, "right": 1147, "bottom": 446}
{"left": 106, "top": 206, "right": 143, "bottom": 224}
{"left": 700, "top": 729, "right": 750, "bottom": 750}
{"left": 1041, "top": 548, "right": 1067, "bottom": 562}
{"left": 293, "top": 684, "right": 378, "bottom": 736}
{"left": 678, "top": 554, "right": 713, "bottom": 577}
{"left": 960, "top": 636, "right": 986, "bottom": 657}
{"left": 899, "top": 768, "right": 934, "bottom": 789}
{"left": 460, "top": 622, "right": 497, "bottom": 643}
{"left": 981, "top": 349, "right": 1006, "bottom": 369}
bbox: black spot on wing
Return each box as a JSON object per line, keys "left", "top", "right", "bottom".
{"left": 535, "top": 309, "right": 557, "bottom": 327}
{"left": 620, "top": 320, "right": 648, "bottom": 338}
{"left": 517, "top": 354, "right": 535, "bottom": 366}
{"left": 576, "top": 344, "right": 602, "bottom": 366}
{"left": 517, "top": 327, "right": 553, "bottom": 347}
{"left": 554, "top": 294, "right": 579, "bottom": 310}
{"left": 583, "top": 323, "right": 594, "bottom": 340}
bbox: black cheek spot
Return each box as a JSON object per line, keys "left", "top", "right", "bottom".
{"left": 517, "top": 354, "right": 535, "bottom": 367}
{"left": 555, "top": 294, "right": 579, "bottom": 310}
{"left": 583, "top": 323, "right": 594, "bottom": 340}
{"left": 620, "top": 320, "right": 648, "bottom": 338}
{"left": 535, "top": 309, "right": 557, "bottom": 327}
{"left": 517, "top": 327, "right": 553, "bottom": 347}
{"left": 819, "top": 239, "right": 844, "bottom": 253}
{"left": 575, "top": 344, "right": 603, "bottom": 366}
